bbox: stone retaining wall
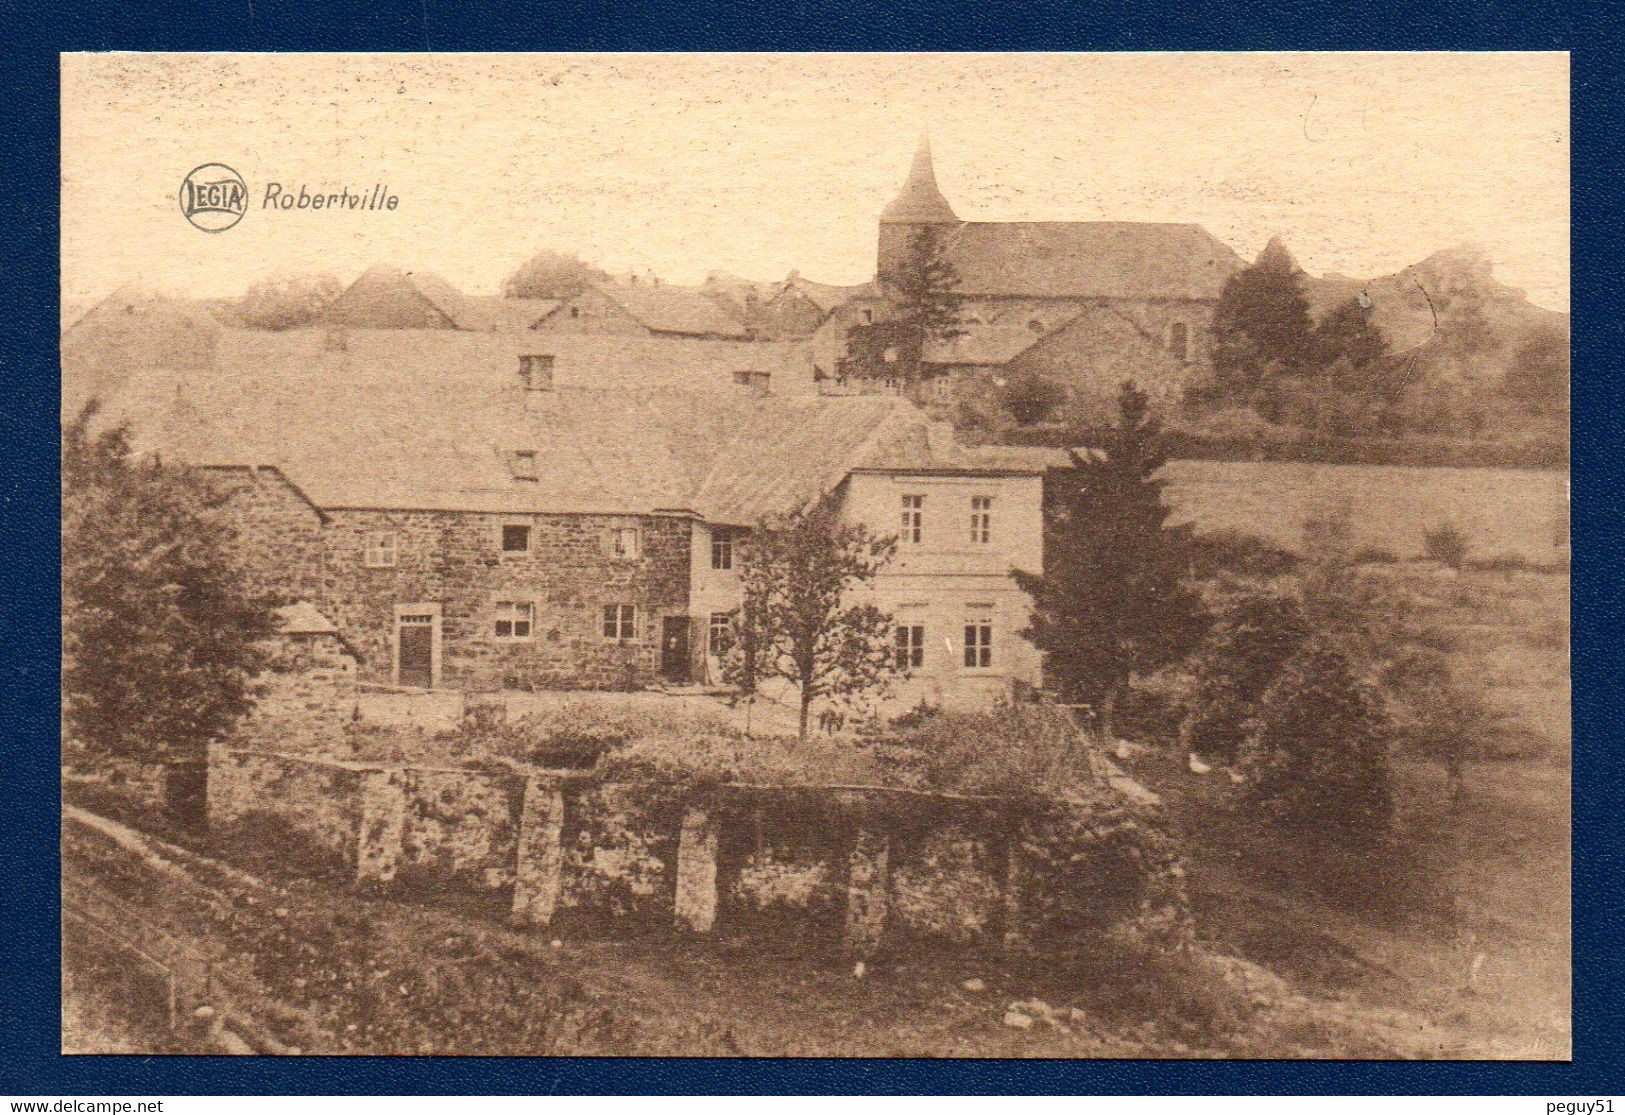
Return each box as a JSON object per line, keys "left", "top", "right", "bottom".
{"left": 206, "top": 747, "right": 1038, "bottom": 954}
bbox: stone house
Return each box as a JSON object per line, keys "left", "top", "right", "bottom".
{"left": 99, "top": 335, "right": 1065, "bottom": 708}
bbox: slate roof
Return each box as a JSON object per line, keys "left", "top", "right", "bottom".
{"left": 944, "top": 222, "right": 1243, "bottom": 301}
{"left": 922, "top": 299, "right": 1088, "bottom": 365}
{"left": 773, "top": 276, "right": 872, "bottom": 315}
{"left": 95, "top": 329, "right": 1037, "bottom": 525}
{"left": 594, "top": 283, "right": 752, "bottom": 338}
{"left": 880, "top": 137, "right": 959, "bottom": 225}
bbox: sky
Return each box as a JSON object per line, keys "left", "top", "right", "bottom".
{"left": 61, "top": 52, "right": 1570, "bottom": 315}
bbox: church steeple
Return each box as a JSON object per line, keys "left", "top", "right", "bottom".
{"left": 880, "top": 134, "right": 959, "bottom": 225}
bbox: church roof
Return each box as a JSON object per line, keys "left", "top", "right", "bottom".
{"left": 944, "top": 221, "right": 1243, "bottom": 302}
{"left": 880, "top": 136, "right": 960, "bottom": 225}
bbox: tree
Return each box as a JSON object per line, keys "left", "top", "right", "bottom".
{"left": 723, "top": 492, "right": 898, "bottom": 738}
{"left": 845, "top": 227, "right": 966, "bottom": 385}
{"left": 1502, "top": 324, "right": 1570, "bottom": 414}
{"left": 1014, "top": 381, "right": 1208, "bottom": 736}
{"left": 1238, "top": 638, "right": 1394, "bottom": 843}
{"left": 1179, "top": 590, "right": 1311, "bottom": 761}
{"left": 1209, "top": 237, "right": 1313, "bottom": 417}
{"left": 999, "top": 369, "right": 1067, "bottom": 426}
{"left": 501, "top": 250, "right": 609, "bottom": 300}
{"left": 62, "top": 402, "right": 277, "bottom": 762}
{"left": 236, "top": 273, "right": 343, "bottom": 330}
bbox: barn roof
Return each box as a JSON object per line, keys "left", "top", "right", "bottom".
{"left": 594, "top": 282, "right": 751, "bottom": 338}
{"left": 93, "top": 329, "right": 1039, "bottom": 525}
{"left": 944, "top": 222, "right": 1243, "bottom": 301}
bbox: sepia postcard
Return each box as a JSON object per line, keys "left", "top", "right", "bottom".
{"left": 60, "top": 51, "right": 1570, "bottom": 1059}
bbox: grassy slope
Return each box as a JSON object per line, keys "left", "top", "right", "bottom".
{"left": 1128, "top": 567, "right": 1570, "bottom": 1059}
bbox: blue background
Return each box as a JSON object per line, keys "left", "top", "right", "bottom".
{"left": 3, "top": 0, "right": 1615, "bottom": 1095}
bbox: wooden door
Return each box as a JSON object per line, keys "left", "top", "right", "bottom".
{"left": 398, "top": 615, "right": 434, "bottom": 688}
{"left": 661, "top": 616, "right": 691, "bottom": 683}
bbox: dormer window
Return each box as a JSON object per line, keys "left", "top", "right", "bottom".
{"left": 509, "top": 450, "right": 539, "bottom": 482}
{"left": 518, "top": 354, "right": 554, "bottom": 390}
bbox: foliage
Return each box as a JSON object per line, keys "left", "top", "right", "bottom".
{"left": 874, "top": 702, "right": 1096, "bottom": 798}
{"left": 235, "top": 273, "right": 343, "bottom": 330}
{"left": 1311, "top": 295, "right": 1389, "bottom": 377}
{"left": 1186, "top": 529, "right": 1299, "bottom": 581}
{"left": 999, "top": 369, "right": 1067, "bottom": 426}
{"left": 722, "top": 492, "right": 899, "bottom": 738}
{"left": 844, "top": 227, "right": 966, "bottom": 384}
{"left": 501, "top": 250, "right": 610, "bottom": 300}
{"left": 1208, "top": 237, "right": 1313, "bottom": 417}
{"left": 1422, "top": 521, "right": 1471, "bottom": 568}
{"left": 1014, "top": 382, "right": 1208, "bottom": 732}
{"left": 1015, "top": 797, "right": 1191, "bottom": 951}
{"left": 62, "top": 402, "right": 277, "bottom": 762}
{"left": 1238, "top": 638, "right": 1395, "bottom": 843}
{"left": 1180, "top": 591, "right": 1311, "bottom": 761}
{"left": 1502, "top": 323, "right": 1569, "bottom": 414}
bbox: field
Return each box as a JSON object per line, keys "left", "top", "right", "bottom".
{"left": 1163, "top": 460, "right": 1569, "bottom": 564}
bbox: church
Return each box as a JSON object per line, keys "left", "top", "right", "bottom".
{"left": 815, "top": 138, "right": 1246, "bottom": 423}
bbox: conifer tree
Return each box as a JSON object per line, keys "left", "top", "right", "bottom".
{"left": 846, "top": 227, "right": 966, "bottom": 385}
{"left": 1209, "top": 237, "right": 1314, "bottom": 416}
{"left": 1014, "top": 381, "right": 1207, "bottom": 736}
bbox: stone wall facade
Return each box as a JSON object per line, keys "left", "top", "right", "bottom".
{"left": 205, "top": 748, "right": 1052, "bottom": 956}
{"left": 239, "top": 630, "right": 359, "bottom": 747}
{"left": 201, "top": 467, "right": 327, "bottom": 605}
{"left": 318, "top": 509, "right": 692, "bottom": 690}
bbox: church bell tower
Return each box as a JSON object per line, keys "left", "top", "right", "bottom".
{"left": 878, "top": 135, "right": 961, "bottom": 280}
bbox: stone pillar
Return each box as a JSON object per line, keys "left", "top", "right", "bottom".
{"left": 512, "top": 777, "right": 567, "bottom": 928}
{"left": 674, "top": 807, "right": 719, "bottom": 933}
{"left": 356, "top": 769, "right": 407, "bottom": 884}
{"left": 844, "top": 827, "right": 890, "bottom": 955}
{"left": 1000, "top": 836, "right": 1029, "bottom": 954}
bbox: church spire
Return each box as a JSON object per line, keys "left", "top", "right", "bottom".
{"left": 880, "top": 134, "right": 959, "bottom": 224}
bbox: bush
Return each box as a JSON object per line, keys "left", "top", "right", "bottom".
{"left": 874, "top": 702, "right": 1094, "bottom": 798}
{"left": 998, "top": 369, "right": 1066, "bottom": 426}
{"left": 1238, "top": 639, "right": 1394, "bottom": 844}
{"left": 1015, "top": 798, "right": 1190, "bottom": 950}
{"left": 1187, "top": 529, "right": 1299, "bottom": 580}
{"left": 1422, "top": 521, "right": 1470, "bottom": 568}
{"left": 1180, "top": 591, "right": 1311, "bottom": 761}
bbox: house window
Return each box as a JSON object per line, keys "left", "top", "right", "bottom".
{"left": 895, "top": 625, "right": 925, "bottom": 671}
{"left": 510, "top": 451, "right": 539, "bottom": 482}
{"left": 612, "top": 525, "right": 640, "bottom": 560}
{"left": 969, "top": 496, "right": 993, "bottom": 544}
{"left": 862, "top": 308, "right": 874, "bottom": 324}
{"left": 518, "top": 354, "right": 554, "bottom": 389}
{"left": 1168, "top": 321, "right": 1189, "bottom": 362}
{"left": 963, "top": 621, "right": 994, "bottom": 669}
{"left": 569, "top": 305, "right": 581, "bottom": 318}
{"left": 494, "top": 601, "right": 534, "bottom": 640}
{"left": 900, "top": 494, "right": 924, "bottom": 544}
{"left": 708, "top": 612, "right": 733, "bottom": 654}
{"left": 603, "top": 604, "right": 638, "bottom": 641}
{"left": 711, "top": 531, "right": 733, "bottom": 570}
{"left": 501, "top": 523, "right": 531, "bottom": 554}
{"left": 363, "top": 531, "right": 397, "bottom": 568}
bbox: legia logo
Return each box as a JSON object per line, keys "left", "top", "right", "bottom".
{"left": 180, "top": 163, "right": 248, "bottom": 232}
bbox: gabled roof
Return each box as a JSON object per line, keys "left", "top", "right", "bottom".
{"left": 772, "top": 275, "right": 872, "bottom": 315}
{"left": 95, "top": 334, "right": 1018, "bottom": 523}
{"left": 459, "top": 295, "right": 563, "bottom": 332}
{"left": 922, "top": 299, "right": 1087, "bottom": 365}
{"left": 944, "top": 222, "right": 1243, "bottom": 301}
{"left": 594, "top": 282, "right": 752, "bottom": 338}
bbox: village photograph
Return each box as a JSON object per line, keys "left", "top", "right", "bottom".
{"left": 59, "top": 52, "right": 1570, "bottom": 1058}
